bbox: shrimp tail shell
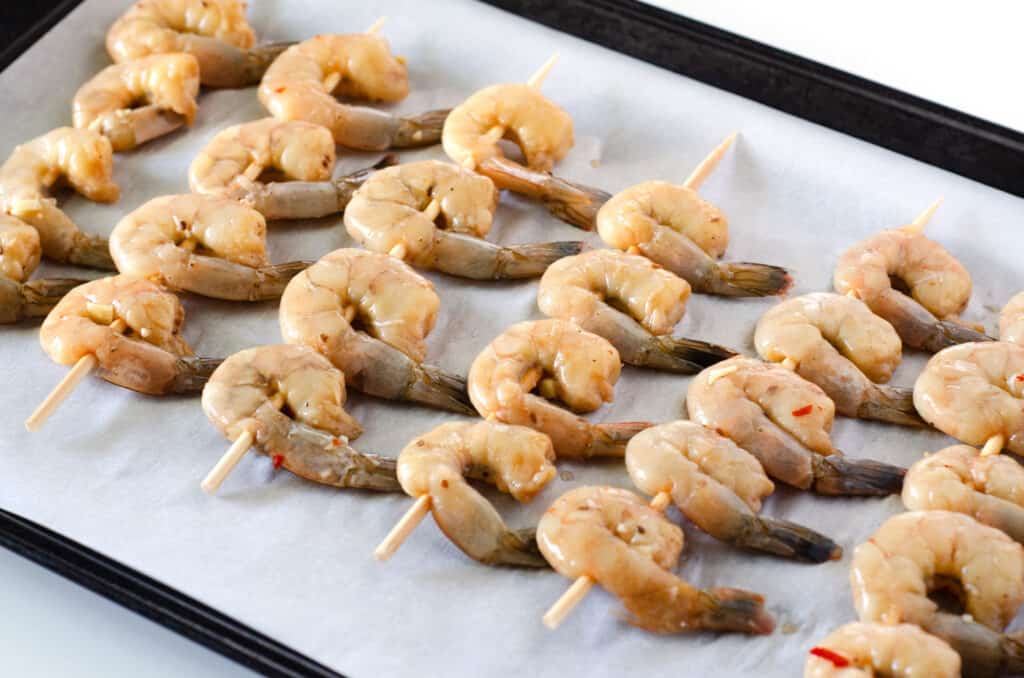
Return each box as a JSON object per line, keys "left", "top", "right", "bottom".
{"left": 812, "top": 454, "right": 906, "bottom": 496}
{"left": 706, "top": 261, "right": 792, "bottom": 297}
{"left": 280, "top": 421, "right": 401, "bottom": 492}
{"left": 204, "top": 41, "right": 295, "bottom": 88}
{"left": 248, "top": 260, "right": 314, "bottom": 300}
{"left": 392, "top": 109, "right": 451, "bottom": 148}
{"left": 585, "top": 421, "right": 653, "bottom": 458}
{"left": 0, "top": 277, "right": 86, "bottom": 323}
{"left": 928, "top": 319, "right": 997, "bottom": 352}
{"left": 432, "top": 236, "right": 584, "bottom": 280}
{"left": 624, "top": 586, "right": 774, "bottom": 635}
{"left": 858, "top": 384, "right": 929, "bottom": 428}
{"left": 647, "top": 335, "right": 737, "bottom": 373}
{"left": 487, "top": 527, "right": 549, "bottom": 568}
{"left": 491, "top": 241, "right": 585, "bottom": 280}
{"left": 923, "top": 612, "right": 1024, "bottom": 678}
{"left": 168, "top": 356, "right": 224, "bottom": 394}
{"left": 67, "top": 231, "right": 115, "bottom": 271}
{"left": 739, "top": 514, "right": 842, "bottom": 563}
{"left": 408, "top": 363, "right": 476, "bottom": 415}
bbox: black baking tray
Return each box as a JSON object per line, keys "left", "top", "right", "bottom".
{"left": 2, "top": 1, "right": 1022, "bottom": 675}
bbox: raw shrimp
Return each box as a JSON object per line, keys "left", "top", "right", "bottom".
{"left": 914, "top": 342, "right": 1024, "bottom": 455}
{"left": 202, "top": 344, "right": 399, "bottom": 491}
{"left": 259, "top": 34, "right": 448, "bottom": 150}
{"left": 109, "top": 194, "right": 310, "bottom": 301}
{"left": 537, "top": 485, "right": 774, "bottom": 634}
{"left": 344, "top": 160, "right": 581, "bottom": 280}
{"left": 804, "top": 622, "right": 961, "bottom": 678}
{"left": 442, "top": 83, "right": 610, "bottom": 230}
{"left": 626, "top": 421, "right": 840, "bottom": 562}
{"left": 397, "top": 421, "right": 556, "bottom": 567}
{"left": 687, "top": 357, "right": 905, "bottom": 495}
{"left": 279, "top": 248, "right": 473, "bottom": 415}
{"left": 1000, "top": 291, "right": 1024, "bottom": 345}
{"left": 851, "top": 510, "right": 1024, "bottom": 677}
{"left": 0, "top": 216, "right": 86, "bottom": 324}
{"left": 903, "top": 444, "right": 1024, "bottom": 543}
{"left": 39, "top": 275, "right": 219, "bottom": 394}
{"left": 468, "top": 319, "right": 650, "bottom": 459}
{"left": 754, "top": 292, "right": 923, "bottom": 427}
{"left": 597, "top": 181, "right": 791, "bottom": 297}
{"left": 538, "top": 249, "right": 736, "bottom": 372}
{"left": 106, "top": 0, "right": 290, "bottom": 88}
{"left": 72, "top": 53, "right": 200, "bottom": 151}
{"left": 834, "top": 227, "right": 991, "bottom": 352}
{"left": 0, "top": 127, "right": 118, "bottom": 270}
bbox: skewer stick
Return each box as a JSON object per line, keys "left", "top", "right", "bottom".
{"left": 527, "top": 53, "right": 559, "bottom": 90}
{"left": 374, "top": 494, "right": 431, "bottom": 561}
{"left": 902, "top": 197, "right": 943, "bottom": 235}
{"left": 980, "top": 435, "right": 1005, "bottom": 458}
{"left": 683, "top": 132, "right": 738, "bottom": 191}
{"left": 201, "top": 392, "right": 286, "bottom": 494}
{"left": 781, "top": 357, "right": 798, "bottom": 371}
{"left": 365, "top": 16, "right": 388, "bottom": 34}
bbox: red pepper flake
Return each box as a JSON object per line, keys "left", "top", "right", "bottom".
{"left": 271, "top": 454, "right": 284, "bottom": 470}
{"left": 792, "top": 404, "right": 813, "bottom": 417}
{"left": 330, "top": 437, "right": 343, "bottom": 448}
{"left": 809, "top": 647, "right": 849, "bottom": 668}
{"left": 1016, "top": 374, "right": 1024, "bottom": 382}
{"left": 274, "top": 86, "right": 286, "bottom": 93}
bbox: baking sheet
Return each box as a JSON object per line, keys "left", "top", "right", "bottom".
{"left": 2, "top": 0, "right": 1023, "bottom": 675}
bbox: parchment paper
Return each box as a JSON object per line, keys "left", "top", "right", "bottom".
{"left": 2, "top": 1, "right": 1022, "bottom": 676}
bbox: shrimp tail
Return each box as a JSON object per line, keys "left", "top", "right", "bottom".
{"left": 700, "top": 588, "right": 775, "bottom": 635}
{"left": 923, "top": 612, "right": 1024, "bottom": 678}
{"left": 740, "top": 514, "right": 842, "bottom": 563}
{"left": 407, "top": 363, "right": 476, "bottom": 415}
{"left": 281, "top": 421, "right": 402, "bottom": 492}
{"left": 250, "top": 260, "right": 313, "bottom": 300}
{"left": 812, "top": 454, "right": 906, "bottom": 496}
{"left": 92, "top": 106, "right": 187, "bottom": 152}
{"left": 2, "top": 278, "right": 86, "bottom": 322}
{"left": 168, "top": 357, "right": 223, "bottom": 394}
{"left": 707, "top": 262, "right": 792, "bottom": 297}
{"left": 586, "top": 422, "right": 653, "bottom": 458}
{"left": 647, "top": 335, "right": 737, "bottom": 373}
{"left": 492, "top": 241, "right": 584, "bottom": 279}
{"left": 486, "top": 527, "right": 550, "bottom": 568}
{"left": 68, "top": 231, "right": 116, "bottom": 270}
{"left": 928, "top": 319, "right": 996, "bottom": 352}
{"left": 859, "top": 384, "right": 928, "bottom": 428}
{"left": 200, "top": 41, "right": 295, "bottom": 88}
{"left": 621, "top": 585, "right": 773, "bottom": 635}
{"left": 392, "top": 109, "right": 451, "bottom": 148}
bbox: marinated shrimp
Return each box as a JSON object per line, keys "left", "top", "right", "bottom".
{"left": 397, "top": 421, "right": 557, "bottom": 567}
{"left": 914, "top": 341, "right": 1024, "bottom": 455}
{"left": 259, "top": 34, "right": 448, "bottom": 151}
{"left": 442, "top": 83, "right": 610, "bottom": 230}
{"left": 39, "top": 275, "right": 219, "bottom": 394}
{"left": 1000, "top": 291, "right": 1024, "bottom": 345}
{"left": 0, "top": 216, "right": 86, "bottom": 324}
{"left": 537, "top": 486, "right": 774, "bottom": 634}
{"left": 626, "top": 421, "right": 840, "bottom": 562}
{"left": 279, "top": 248, "right": 473, "bottom": 415}
{"left": 72, "top": 53, "right": 200, "bottom": 152}
{"left": 597, "top": 181, "right": 790, "bottom": 297}
{"left": 754, "top": 292, "right": 924, "bottom": 427}
{"left": 805, "top": 622, "right": 961, "bottom": 678}
{"left": 109, "top": 194, "right": 310, "bottom": 301}
{"left": 538, "top": 249, "right": 736, "bottom": 372}
{"left": 687, "top": 357, "right": 906, "bottom": 495}
{"left": 344, "top": 160, "right": 581, "bottom": 280}
{"left": 0, "top": 127, "right": 118, "bottom": 270}
{"left": 851, "top": 510, "right": 1024, "bottom": 677}
{"left": 203, "top": 344, "right": 399, "bottom": 491}
{"left": 834, "top": 226, "right": 991, "bottom": 352}
{"left": 468, "top": 319, "right": 650, "bottom": 459}
{"left": 106, "top": 0, "right": 290, "bottom": 88}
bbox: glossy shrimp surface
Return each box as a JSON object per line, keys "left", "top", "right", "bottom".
{"left": 0, "top": 216, "right": 85, "bottom": 324}
{"left": 804, "top": 622, "right": 960, "bottom": 678}
{"left": 1000, "top": 291, "right": 1024, "bottom": 345}
{"left": 397, "top": 421, "right": 556, "bottom": 567}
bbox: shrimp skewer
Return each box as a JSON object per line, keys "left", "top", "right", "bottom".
{"left": 344, "top": 160, "right": 582, "bottom": 280}
{"left": 804, "top": 622, "right": 961, "bottom": 678}
{"left": 687, "top": 357, "right": 906, "bottom": 495}
{"left": 0, "top": 216, "right": 86, "bottom": 324}
{"left": 538, "top": 249, "right": 736, "bottom": 373}
{"left": 468, "top": 319, "right": 651, "bottom": 459}
{"left": 376, "top": 421, "right": 557, "bottom": 566}
{"left": 999, "top": 291, "right": 1024, "bottom": 345}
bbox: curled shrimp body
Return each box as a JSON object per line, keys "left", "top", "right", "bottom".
{"left": 597, "top": 182, "right": 791, "bottom": 297}
{"left": 851, "top": 510, "right": 1024, "bottom": 677}
{"left": 537, "top": 486, "right": 774, "bottom": 635}
{"left": 914, "top": 342, "right": 1024, "bottom": 455}
{"left": 468, "top": 319, "right": 650, "bottom": 459}
{"left": 755, "top": 292, "right": 923, "bottom": 427}
{"left": 626, "top": 421, "right": 840, "bottom": 562}
{"left": 73, "top": 53, "right": 200, "bottom": 152}
{"left": 397, "top": 421, "right": 556, "bottom": 567}
{"left": 109, "top": 194, "right": 310, "bottom": 301}
{"left": 904, "top": 444, "right": 1024, "bottom": 543}
{"left": 0, "top": 216, "right": 86, "bottom": 324}
{"left": 538, "top": 249, "right": 735, "bottom": 373}
{"left": 1000, "top": 291, "right": 1024, "bottom": 345}
{"left": 259, "top": 34, "right": 448, "bottom": 151}
{"left": 344, "top": 160, "right": 581, "bottom": 280}
{"left": 834, "top": 227, "right": 991, "bottom": 351}
{"left": 106, "top": 0, "right": 290, "bottom": 88}
{"left": 279, "top": 248, "right": 473, "bottom": 415}
{"left": 442, "top": 84, "right": 610, "bottom": 230}
{"left": 202, "top": 344, "right": 399, "bottom": 491}
{"left": 39, "top": 275, "right": 219, "bottom": 394}
{"left": 0, "top": 127, "right": 118, "bottom": 270}
{"left": 687, "top": 357, "right": 905, "bottom": 495}
{"left": 805, "top": 622, "right": 961, "bottom": 678}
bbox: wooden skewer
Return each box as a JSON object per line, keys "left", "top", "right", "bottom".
{"left": 781, "top": 357, "right": 798, "bottom": 371}
{"left": 365, "top": 16, "right": 388, "bottom": 34}
{"left": 374, "top": 494, "right": 432, "bottom": 561}
{"left": 980, "top": 435, "right": 1005, "bottom": 458}
{"left": 388, "top": 199, "right": 441, "bottom": 260}
{"left": 683, "top": 132, "right": 738, "bottom": 192}
{"left": 201, "top": 392, "right": 286, "bottom": 494}
{"left": 901, "top": 197, "right": 943, "bottom": 235}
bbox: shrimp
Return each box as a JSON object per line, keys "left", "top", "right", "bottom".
{"left": 0, "top": 216, "right": 86, "bottom": 324}
{"left": 39, "top": 275, "right": 219, "bottom": 394}
{"left": 804, "top": 622, "right": 961, "bottom": 678}
{"left": 851, "top": 510, "right": 1024, "bottom": 677}
{"left": 537, "top": 485, "right": 774, "bottom": 634}
{"left": 834, "top": 227, "right": 992, "bottom": 352}
{"left": 202, "top": 344, "right": 399, "bottom": 491}
{"left": 626, "top": 421, "right": 841, "bottom": 562}
{"left": 109, "top": 194, "right": 310, "bottom": 301}
{"left": 999, "top": 291, "right": 1024, "bottom": 345}
{"left": 914, "top": 342, "right": 1024, "bottom": 455}
{"left": 754, "top": 292, "right": 924, "bottom": 427}
{"left": 259, "top": 34, "right": 448, "bottom": 151}
{"left": 0, "top": 127, "right": 118, "bottom": 270}
{"left": 344, "top": 160, "right": 582, "bottom": 280}
{"left": 106, "top": 0, "right": 291, "bottom": 88}
{"left": 468, "top": 319, "right": 650, "bottom": 459}
{"left": 442, "top": 83, "right": 610, "bottom": 230}
{"left": 687, "top": 356, "right": 906, "bottom": 495}
{"left": 279, "top": 248, "right": 473, "bottom": 415}
{"left": 537, "top": 249, "right": 736, "bottom": 372}
{"left": 72, "top": 53, "right": 200, "bottom": 152}
{"left": 397, "top": 421, "right": 556, "bottom": 567}
{"left": 596, "top": 181, "right": 791, "bottom": 297}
